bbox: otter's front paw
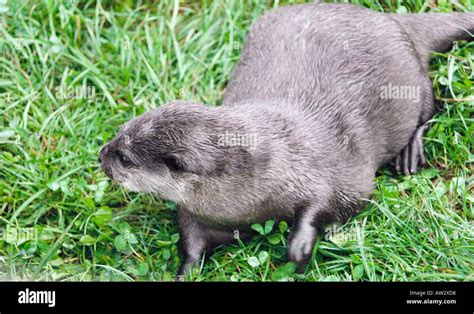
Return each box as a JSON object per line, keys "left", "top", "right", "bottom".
{"left": 175, "top": 259, "right": 200, "bottom": 281}
{"left": 173, "top": 274, "right": 186, "bottom": 282}
{"left": 287, "top": 231, "right": 315, "bottom": 272}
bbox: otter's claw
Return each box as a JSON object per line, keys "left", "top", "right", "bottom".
{"left": 394, "top": 124, "right": 428, "bottom": 175}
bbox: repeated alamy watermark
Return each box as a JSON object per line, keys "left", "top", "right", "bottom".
{"left": 55, "top": 85, "right": 96, "bottom": 101}
{"left": 0, "top": 0, "right": 8, "bottom": 14}
{"left": 217, "top": 131, "right": 257, "bottom": 150}
{"left": 0, "top": 227, "right": 37, "bottom": 245}
{"left": 324, "top": 224, "right": 358, "bottom": 244}
{"left": 380, "top": 83, "right": 420, "bottom": 103}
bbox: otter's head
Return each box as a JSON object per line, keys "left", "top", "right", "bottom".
{"left": 99, "top": 101, "right": 253, "bottom": 203}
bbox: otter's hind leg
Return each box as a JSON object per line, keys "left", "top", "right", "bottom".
{"left": 394, "top": 80, "right": 434, "bottom": 175}
{"left": 394, "top": 123, "right": 429, "bottom": 175}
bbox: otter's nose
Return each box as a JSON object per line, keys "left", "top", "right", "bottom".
{"left": 99, "top": 144, "right": 109, "bottom": 164}
{"left": 99, "top": 144, "right": 114, "bottom": 179}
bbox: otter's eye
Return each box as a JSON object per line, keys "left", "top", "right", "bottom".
{"left": 163, "top": 156, "right": 183, "bottom": 172}
{"left": 115, "top": 150, "right": 134, "bottom": 167}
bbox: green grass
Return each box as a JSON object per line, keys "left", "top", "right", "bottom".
{"left": 0, "top": 0, "right": 472, "bottom": 282}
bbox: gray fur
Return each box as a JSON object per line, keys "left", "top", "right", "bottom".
{"left": 99, "top": 3, "right": 473, "bottom": 277}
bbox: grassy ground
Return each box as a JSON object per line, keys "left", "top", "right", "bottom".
{"left": 0, "top": 0, "right": 472, "bottom": 282}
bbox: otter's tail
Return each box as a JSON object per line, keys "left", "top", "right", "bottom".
{"left": 390, "top": 13, "right": 474, "bottom": 63}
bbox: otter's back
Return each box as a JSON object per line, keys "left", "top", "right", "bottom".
{"left": 223, "top": 3, "right": 426, "bottom": 166}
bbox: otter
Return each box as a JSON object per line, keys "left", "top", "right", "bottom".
{"left": 99, "top": 3, "right": 473, "bottom": 277}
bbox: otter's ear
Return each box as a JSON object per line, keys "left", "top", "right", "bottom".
{"left": 171, "top": 142, "right": 255, "bottom": 176}
{"left": 162, "top": 155, "right": 185, "bottom": 173}
{"left": 173, "top": 146, "right": 226, "bottom": 175}
{"left": 168, "top": 132, "right": 227, "bottom": 175}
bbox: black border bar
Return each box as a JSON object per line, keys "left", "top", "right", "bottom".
{"left": 0, "top": 281, "right": 472, "bottom": 313}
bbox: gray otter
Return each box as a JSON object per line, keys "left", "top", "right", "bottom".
{"left": 99, "top": 3, "right": 473, "bottom": 277}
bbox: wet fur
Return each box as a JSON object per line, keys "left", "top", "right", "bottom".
{"left": 99, "top": 3, "right": 473, "bottom": 277}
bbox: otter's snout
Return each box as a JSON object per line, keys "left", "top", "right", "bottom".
{"left": 99, "top": 144, "right": 114, "bottom": 179}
